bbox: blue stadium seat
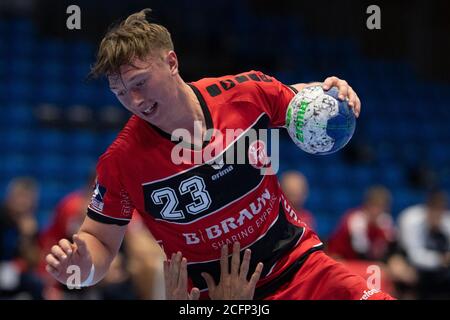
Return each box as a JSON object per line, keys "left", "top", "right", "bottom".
{"left": 34, "top": 81, "right": 66, "bottom": 103}
{"left": 11, "top": 37, "right": 35, "bottom": 57}
{"left": 0, "top": 154, "right": 32, "bottom": 178}
{"left": 65, "top": 155, "right": 96, "bottom": 180}
{"left": 38, "top": 40, "right": 65, "bottom": 60}
{"left": 8, "top": 81, "right": 33, "bottom": 103}
{"left": 319, "top": 164, "right": 347, "bottom": 187}
{"left": 350, "top": 166, "right": 374, "bottom": 188}
{"left": 9, "top": 58, "right": 33, "bottom": 77}
{"left": 399, "top": 143, "right": 423, "bottom": 167}
{"left": 392, "top": 190, "right": 424, "bottom": 218}
{"left": 33, "top": 130, "right": 65, "bottom": 153}
{"left": 375, "top": 143, "right": 397, "bottom": 165}
{"left": 68, "top": 85, "right": 95, "bottom": 105}
{"left": 376, "top": 164, "right": 405, "bottom": 188}
{"left": 32, "top": 154, "right": 66, "bottom": 178}
{"left": 427, "top": 142, "right": 450, "bottom": 169}
{"left": 328, "top": 188, "right": 355, "bottom": 215}
{"left": 66, "top": 131, "right": 97, "bottom": 153}
{"left": 67, "top": 42, "right": 93, "bottom": 60}
{"left": 10, "top": 19, "right": 33, "bottom": 36}
{"left": 307, "top": 188, "right": 328, "bottom": 213}
{"left": 1, "top": 129, "right": 32, "bottom": 153}
{"left": 7, "top": 104, "right": 34, "bottom": 125}
{"left": 313, "top": 212, "right": 340, "bottom": 239}
{"left": 38, "top": 181, "right": 71, "bottom": 212}
{"left": 40, "top": 61, "right": 64, "bottom": 80}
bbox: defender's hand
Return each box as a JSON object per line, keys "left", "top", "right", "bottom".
{"left": 201, "top": 242, "right": 263, "bottom": 300}
{"left": 164, "top": 251, "right": 200, "bottom": 300}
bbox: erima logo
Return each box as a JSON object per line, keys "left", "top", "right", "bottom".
{"left": 209, "top": 157, "right": 225, "bottom": 170}
{"left": 90, "top": 182, "right": 106, "bottom": 212}
{"left": 211, "top": 165, "right": 234, "bottom": 181}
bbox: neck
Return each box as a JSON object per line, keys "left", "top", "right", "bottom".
{"left": 156, "top": 79, "right": 206, "bottom": 146}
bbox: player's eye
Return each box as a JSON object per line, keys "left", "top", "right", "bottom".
{"left": 117, "top": 90, "right": 126, "bottom": 97}
{"left": 136, "top": 79, "right": 146, "bottom": 87}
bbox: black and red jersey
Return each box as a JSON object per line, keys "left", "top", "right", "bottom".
{"left": 87, "top": 70, "right": 323, "bottom": 296}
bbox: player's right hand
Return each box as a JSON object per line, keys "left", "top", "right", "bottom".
{"left": 45, "top": 234, "right": 93, "bottom": 286}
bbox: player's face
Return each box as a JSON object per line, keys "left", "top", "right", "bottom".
{"left": 108, "top": 51, "right": 179, "bottom": 125}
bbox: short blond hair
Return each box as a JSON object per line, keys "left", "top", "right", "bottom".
{"left": 90, "top": 8, "right": 174, "bottom": 78}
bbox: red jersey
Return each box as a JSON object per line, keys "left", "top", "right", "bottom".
{"left": 87, "top": 71, "right": 323, "bottom": 297}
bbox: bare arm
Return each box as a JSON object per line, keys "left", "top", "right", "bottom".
{"left": 77, "top": 216, "right": 127, "bottom": 284}
{"left": 45, "top": 215, "right": 127, "bottom": 287}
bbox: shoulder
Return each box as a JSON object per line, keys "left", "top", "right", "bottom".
{"left": 97, "top": 115, "right": 150, "bottom": 168}
{"left": 192, "top": 70, "right": 285, "bottom": 99}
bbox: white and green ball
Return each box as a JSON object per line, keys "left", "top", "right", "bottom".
{"left": 286, "top": 85, "right": 356, "bottom": 155}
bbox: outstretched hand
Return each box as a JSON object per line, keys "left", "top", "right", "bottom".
{"left": 164, "top": 251, "right": 200, "bottom": 300}
{"left": 201, "top": 242, "right": 263, "bottom": 300}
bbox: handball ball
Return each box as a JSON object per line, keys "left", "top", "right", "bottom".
{"left": 286, "top": 85, "right": 356, "bottom": 155}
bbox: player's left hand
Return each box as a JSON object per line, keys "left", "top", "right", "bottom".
{"left": 322, "top": 76, "right": 361, "bottom": 118}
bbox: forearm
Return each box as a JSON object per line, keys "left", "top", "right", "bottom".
{"left": 77, "top": 229, "right": 117, "bottom": 284}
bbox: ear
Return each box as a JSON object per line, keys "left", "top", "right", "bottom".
{"left": 166, "top": 50, "right": 179, "bottom": 76}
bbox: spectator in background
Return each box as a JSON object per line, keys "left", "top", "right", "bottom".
{"left": 280, "top": 171, "right": 316, "bottom": 230}
{"left": 327, "top": 186, "right": 395, "bottom": 261}
{"left": 0, "top": 177, "right": 43, "bottom": 299}
{"left": 327, "top": 185, "right": 418, "bottom": 298}
{"left": 398, "top": 189, "right": 450, "bottom": 299}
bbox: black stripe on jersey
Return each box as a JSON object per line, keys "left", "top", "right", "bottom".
{"left": 287, "top": 85, "right": 298, "bottom": 94}
{"left": 188, "top": 83, "right": 214, "bottom": 146}
{"left": 186, "top": 203, "right": 305, "bottom": 292}
{"left": 253, "top": 244, "right": 324, "bottom": 299}
{"left": 86, "top": 208, "right": 130, "bottom": 226}
{"left": 142, "top": 115, "right": 271, "bottom": 224}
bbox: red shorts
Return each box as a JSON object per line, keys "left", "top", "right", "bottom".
{"left": 263, "top": 251, "right": 395, "bottom": 300}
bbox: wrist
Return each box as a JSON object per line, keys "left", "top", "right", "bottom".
{"left": 80, "top": 264, "right": 95, "bottom": 287}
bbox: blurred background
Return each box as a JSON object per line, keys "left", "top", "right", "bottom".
{"left": 0, "top": 0, "right": 449, "bottom": 299}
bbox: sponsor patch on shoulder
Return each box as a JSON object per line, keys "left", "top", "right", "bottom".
{"left": 90, "top": 181, "right": 107, "bottom": 212}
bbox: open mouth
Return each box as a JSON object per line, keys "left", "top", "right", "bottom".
{"left": 142, "top": 102, "right": 157, "bottom": 116}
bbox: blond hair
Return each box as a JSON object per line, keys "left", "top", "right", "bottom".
{"left": 89, "top": 8, "right": 174, "bottom": 79}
